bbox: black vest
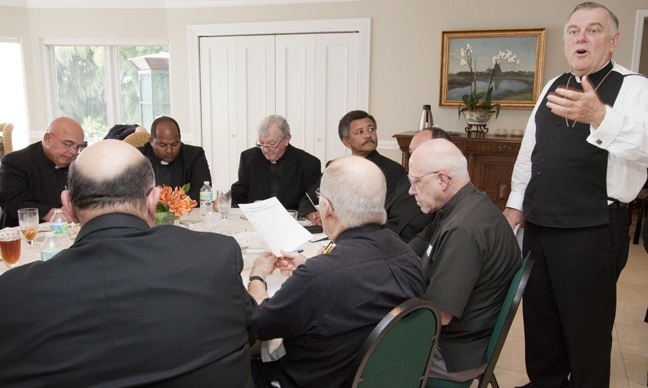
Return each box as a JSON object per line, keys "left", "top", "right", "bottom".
{"left": 524, "top": 61, "right": 623, "bottom": 228}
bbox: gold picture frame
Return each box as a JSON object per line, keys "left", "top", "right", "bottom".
{"left": 440, "top": 28, "right": 546, "bottom": 109}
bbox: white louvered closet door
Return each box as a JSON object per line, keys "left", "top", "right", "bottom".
{"left": 200, "top": 32, "right": 359, "bottom": 191}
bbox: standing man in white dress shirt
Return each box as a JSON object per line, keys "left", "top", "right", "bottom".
{"left": 504, "top": 3, "right": 648, "bottom": 387}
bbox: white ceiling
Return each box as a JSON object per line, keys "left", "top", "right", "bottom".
{"left": 0, "top": 0, "right": 355, "bottom": 8}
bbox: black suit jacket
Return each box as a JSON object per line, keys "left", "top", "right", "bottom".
{"left": 231, "top": 144, "right": 321, "bottom": 210}
{"left": 366, "top": 150, "right": 406, "bottom": 204}
{"left": 139, "top": 142, "right": 212, "bottom": 202}
{"left": 0, "top": 213, "right": 258, "bottom": 387}
{"left": 0, "top": 142, "right": 68, "bottom": 227}
{"left": 384, "top": 175, "right": 436, "bottom": 243}
{"left": 298, "top": 150, "right": 407, "bottom": 217}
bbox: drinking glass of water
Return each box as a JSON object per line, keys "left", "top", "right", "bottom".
{"left": 217, "top": 190, "right": 232, "bottom": 220}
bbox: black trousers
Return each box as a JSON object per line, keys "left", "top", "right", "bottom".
{"left": 522, "top": 206, "right": 629, "bottom": 388}
{"left": 251, "top": 359, "right": 289, "bottom": 388}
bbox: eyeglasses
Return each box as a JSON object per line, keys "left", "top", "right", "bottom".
{"left": 407, "top": 171, "right": 451, "bottom": 190}
{"left": 49, "top": 132, "right": 85, "bottom": 153}
{"left": 315, "top": 188, "right": 335, "bottom": 211}
{"left": 255, "top": 137, "right": 285, "bottom": 150}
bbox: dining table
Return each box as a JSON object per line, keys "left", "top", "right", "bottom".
{"left": 0, "top": 208, "right": 329, "bottom": 297}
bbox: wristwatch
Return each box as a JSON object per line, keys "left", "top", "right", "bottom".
{"left": 248, "top": 275, "right": 267, "bottom": 290}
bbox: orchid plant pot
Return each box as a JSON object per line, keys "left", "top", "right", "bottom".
{"left": 462, "top": 110, "right": 494, "bottom": 125}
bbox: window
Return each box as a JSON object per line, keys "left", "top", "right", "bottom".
{"left": 0, "top": 39, "right": 29, "bottom": 150}
{"left": 44, "top": 42, "right": 170, "bottom": 143}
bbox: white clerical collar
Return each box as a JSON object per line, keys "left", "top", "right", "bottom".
{"left": 571, "top": 60, "right": 614, "bottom": 82}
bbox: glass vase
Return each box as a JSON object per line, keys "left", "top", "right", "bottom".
{"left": 156, "top": 212, "right": 177, "bottom": 226}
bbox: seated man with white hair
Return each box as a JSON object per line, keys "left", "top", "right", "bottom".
{"left": 231, "top": 114, "right": 321, "bottom": 219}
{"left": 407, "top": 139, "right": 520, "bottom": 383}
{"left": 248, "top": 155, "right": 425, "bottom": 387}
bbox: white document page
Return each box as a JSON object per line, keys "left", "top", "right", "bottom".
{"left": 239, "top": 197, "right": 313, "bottom": 256}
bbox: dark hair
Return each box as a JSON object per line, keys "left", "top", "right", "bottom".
{"left": 68, "top": 157, "right": 155, "bottom": 213}
{"left": 338, "top": 110, "right": 377, "bottom": 140}
{"left": 150, "top": 116, "right": 181, "bottom": 139}
{"left": 422, "top": 126, "right": 451, "bottom": 141}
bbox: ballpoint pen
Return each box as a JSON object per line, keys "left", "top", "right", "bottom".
{"left": 293, "top": 249, "right": 304, "bottom": 254}
{"left": 309, "top": 236, "right": 329, "bottom": 243}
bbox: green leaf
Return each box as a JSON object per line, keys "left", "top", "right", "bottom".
{"left": 482, "top": 87, "right": 494, "bottom": 109}
{"left": 155, "top": 212, "right": 167, "bottom": 225}
{"left": 182, "top": 183, "right": 191, "bottom": 194}
{"left": 493, "top": 104, "right": 501, "bottom": 118}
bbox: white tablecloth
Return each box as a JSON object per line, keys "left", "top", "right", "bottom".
{"left": 183, "top": 208, "right": 324, "bottom": 296}
{"left": 1, "top": 208, "right": 327, "bottom": 362}
{"left": 1, "top": 208, "right": 327, "bottom": 296}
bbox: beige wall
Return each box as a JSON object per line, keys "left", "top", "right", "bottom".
{"left": 2, "top": 0, "right": 648, "bottom": 160}
{"left": 641, "top": 18, "right": 648, "bottom": 74}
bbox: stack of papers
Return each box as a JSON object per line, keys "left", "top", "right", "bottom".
{"left": 239, "top": 198, "right": 313, "bottom": 256}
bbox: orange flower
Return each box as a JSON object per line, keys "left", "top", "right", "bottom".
{"left": 157, "top": 184, "right": 197, "bottom": 218}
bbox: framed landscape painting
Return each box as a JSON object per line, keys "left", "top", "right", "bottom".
{"left": 440, "top": 28, "right": 546, "bottom": 109}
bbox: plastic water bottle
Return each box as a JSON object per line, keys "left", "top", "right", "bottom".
{"left": 49, "top": 209, "right": 69, "bottom": 238}
{"left": 40, "top": 232, "right": 64, "bottom": 261}
{"left": 419, "top": 104, "right": 434, "bottom": 130}
{"left": 199, "top": 181, "right": 213, "bottom": 216}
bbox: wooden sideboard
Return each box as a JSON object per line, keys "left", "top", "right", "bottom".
{"left": 393, "top": 131, "right": 522, "bottom": 210}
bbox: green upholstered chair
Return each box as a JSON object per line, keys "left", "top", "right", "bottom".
{"left": 348, "top": 296, "right": 441, "bottom": 388}
{"left": 427, "top": 253, "right": 533, "bottom": 388}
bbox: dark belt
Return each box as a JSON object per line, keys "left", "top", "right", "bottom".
{"left": 608, "top": 199, "right": 627, "bottom": 209}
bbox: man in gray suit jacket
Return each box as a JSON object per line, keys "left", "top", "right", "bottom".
{"left": 0, "top": 140, "right": 257, "bottom": 387}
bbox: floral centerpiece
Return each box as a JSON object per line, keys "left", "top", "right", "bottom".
{"left": 156, "top": 184, "right": 197, "bottom": 225}
{"left": 457, "top": 44, "right": 519, "bottom": 121}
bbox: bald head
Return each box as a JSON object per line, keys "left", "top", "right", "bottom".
{"left": 410, "top": 131, "right": 433, "bottom": 153}
{"left": 409, "top": 127, "right": 451, "bottom": 154}
{"left": 65, "top": 140, "right": 157, "bottom": 225}
{"left": 410, "top": 139, "right": 469, "bottom": 182}
{"left": 75, "top": 140, "right": 145, "bottom": 180}
{"left": 43, "top": 117, "right": 85, "bottom": 168}
{"left": 321, "top": 155, "right": 387, "bottom": 229}
{"left": 408, "top": 139, "right": 470, "bottom": 213}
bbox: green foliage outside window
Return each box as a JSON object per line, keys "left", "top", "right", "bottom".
{"left": 53, "top": 45, "right": 168, "bottom": 144}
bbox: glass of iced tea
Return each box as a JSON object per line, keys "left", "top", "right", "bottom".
{"left": 18, "top": 208, "right": 39, "bottom": 246}
{"left": 0, "top": 229, "right": 22, "bottom": 268}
